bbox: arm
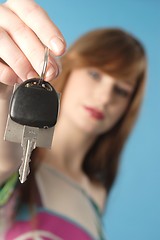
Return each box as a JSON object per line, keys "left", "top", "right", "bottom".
{"left": 0, "top": 0, "right": 66, "bottom": 185}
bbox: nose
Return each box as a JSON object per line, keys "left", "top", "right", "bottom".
{"left": 95, "top": 81, "right": 113, "bottom": 106}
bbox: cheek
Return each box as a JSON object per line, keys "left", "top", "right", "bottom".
{"left": 101, "top": 101, "right": 129, "bottom": 133}
{"left": 61, "top": 76, "right": 91, "bottom": 111}
{"left": 111, "top": 101, "right": 128, "bottom": 121}
{"left": 60, "top": 84, "right": 83, "bottom": 116}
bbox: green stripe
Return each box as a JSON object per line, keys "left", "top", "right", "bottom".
{"left": 0, "top": 173, "right": 18, "bottom": 206}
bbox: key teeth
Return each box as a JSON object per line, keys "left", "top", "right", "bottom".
{"left": 19, "top": 174, "right": 25, "bottom": 184}
{"left": 19, "top": 165, "right": 30, "bottom": 183}
{"left": 19, "top": 173, "right": 29, "bottom": 184}
{"left": 19, "top": 176, "right": 25, "bottom": 184}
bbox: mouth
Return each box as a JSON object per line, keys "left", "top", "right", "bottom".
{"left": 84, "top": 106, "right": 105, "bottom": 120}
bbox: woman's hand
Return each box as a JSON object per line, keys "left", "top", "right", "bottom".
{"left": 0, "top": 0, "right": 66, "bottom": 85}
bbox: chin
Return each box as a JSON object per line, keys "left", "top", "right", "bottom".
{"left": 73, "top": 115, "right": 110, "bottom": 135}
{"left": 77, "top": 123, "right": 104, "bottom": 136}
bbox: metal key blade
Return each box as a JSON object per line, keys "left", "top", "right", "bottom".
{"left": 19, "top": 126, "right": 39, "bottom": 183}
{"left": 19, "top": 139, "right": 34, "bottom": 183}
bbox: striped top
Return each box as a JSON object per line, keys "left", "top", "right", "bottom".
{"left": 0, "top": 163, "right": 106, "bottom": 240}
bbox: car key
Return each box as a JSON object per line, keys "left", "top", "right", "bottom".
{"left": 19, "top": 125, "right": 39, "bottom": 183}
{"left": 4, "top": 47, "right": 60, "bottom": 183}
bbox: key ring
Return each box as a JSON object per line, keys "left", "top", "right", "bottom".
{"left": 39, "top": 46, "right": 49, "bottom": 83}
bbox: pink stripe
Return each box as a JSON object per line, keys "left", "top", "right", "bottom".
{"left": 6, "top": 211, "right": 94, "bottom": 240}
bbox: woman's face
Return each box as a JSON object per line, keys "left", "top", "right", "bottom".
{"left": 60, "top": 67, "right": 135, "bottom": 136}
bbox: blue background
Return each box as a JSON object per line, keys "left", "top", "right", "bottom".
{"left": 2, "top": 0, "right": 160, "bottom": 239}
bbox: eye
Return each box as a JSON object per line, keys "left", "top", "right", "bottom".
{"left": 113, "top": 85, "right": 130, "bottom": 98}
{"left": 88, "top": 69, "right": 102, "bottom": 81}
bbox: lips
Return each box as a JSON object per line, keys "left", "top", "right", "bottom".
{"left": 84, "top": 106, "right": 105, "bottom": 120}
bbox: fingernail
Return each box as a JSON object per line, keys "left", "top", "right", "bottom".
{"left": 50, "top": 36, "right": 65, "bottom": 55}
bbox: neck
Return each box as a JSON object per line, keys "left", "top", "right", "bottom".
{"left": 47, "top": 116, "right": 96, "bottom": 173}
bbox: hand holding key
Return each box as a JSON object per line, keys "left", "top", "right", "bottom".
{"left": 0, "top": 0, "right": 66, "bottom": 85}
{"left": 0, "top": 0, "right": 65, "bottom": 185}
{"left": 4, "top": 47, "right": 60, "bottom": 183}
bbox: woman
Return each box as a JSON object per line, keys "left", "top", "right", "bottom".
{"left": 0, "top": 0, "right": 147, "bottom": 239}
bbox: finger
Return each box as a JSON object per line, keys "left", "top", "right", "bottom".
{"left": 0, "top": 55, "right": 58, "bottom": 85}
{"left": 0, "top": 27, "right": 38, "bottom": 81}
{"left": 0, "top": 61, "right": 22, "bottom": 86}
{"left": 45, "top": 54, "right": 60, "bottom": 81}
{"left": 0, "top": 5, "right": 58, "bottom": 80}
{"left": 5, "top": 0, "right": 66, "bottom": 56}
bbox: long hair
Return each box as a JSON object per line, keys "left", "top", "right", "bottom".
{"left": 21, "top": 28, "right": 147, "bottom": 206}
{"left": 52, "top": 28, "right": 147, "bottom": 192}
